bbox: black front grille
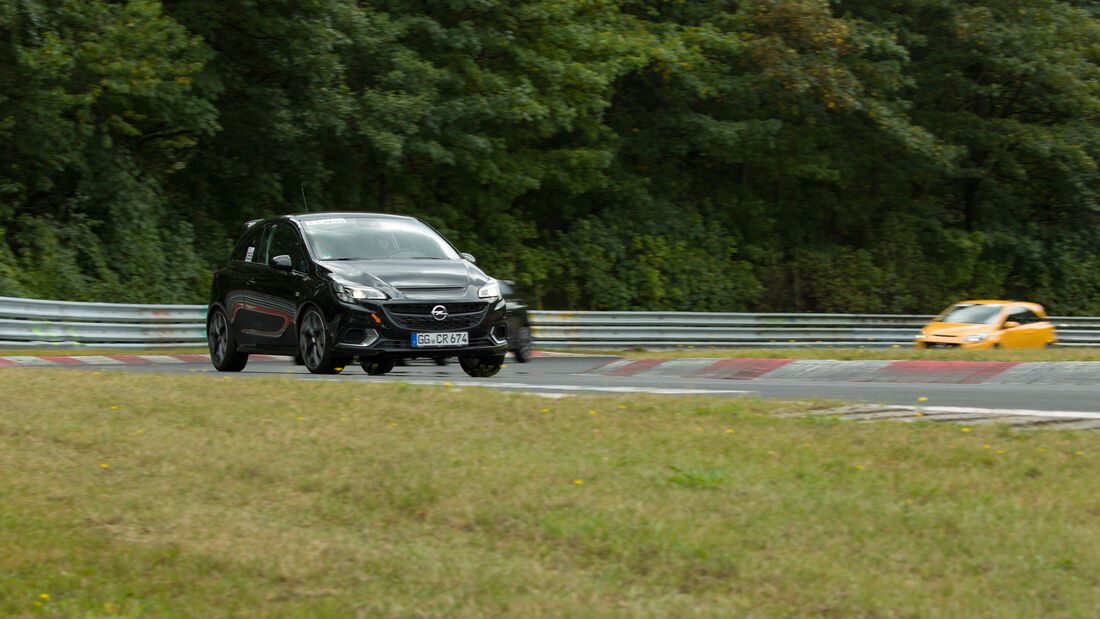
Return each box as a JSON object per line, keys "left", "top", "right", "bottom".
{"left": 925, "top": 342, "right": 959, "bottom": 349}
{"left": 388, "top": 302, "right": 485, "bottom": 315}
{"left": 385, "top": 302, "right": 488, "bottom": 331}
{"left": 398, "top": 315, "right": 483, "bottom": 330}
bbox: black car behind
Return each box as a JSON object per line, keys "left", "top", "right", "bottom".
{"left": 207, "top": 213, "right": 509, "bottom": 376}
{"left": 499, "top": 279, "right": 534, "bottom": 362}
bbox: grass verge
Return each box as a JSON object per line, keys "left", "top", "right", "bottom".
{"left": 2, "top": 369, "right": 1099, "bottom": 616}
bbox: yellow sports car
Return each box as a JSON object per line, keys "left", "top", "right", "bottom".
{"left": 914, "top": 300, "right": 1057, "bottom": 350}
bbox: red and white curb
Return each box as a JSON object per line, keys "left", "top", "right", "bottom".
{"left": 0, "top": 351, "right": 550, "bottom": 366}
{"left": 0, "top": 354, "right": 227, "bottom": 366}
{"left": 588, "top": 358, "right": 1100, "bottom": 385}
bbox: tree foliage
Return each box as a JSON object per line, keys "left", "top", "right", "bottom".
{"left": 1, "top": 0, "right": 1098, "bottom": 314}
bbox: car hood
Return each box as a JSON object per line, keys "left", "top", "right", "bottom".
{"left": 922, "top": 322, "right": 994, "bottom": 337}
{"left": 320, "top": 259, "right": 490, "bottom": 298}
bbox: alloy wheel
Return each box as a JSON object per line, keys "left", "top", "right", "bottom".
{"left": 361, "top": 359, "right": 395, "bottom": 376}
{"left": 300, "top": 311, "right": 326, "bottom": 369}
{"left": 299, "top": 309, "right": 344, "bottom": 374}
{"left": 209, "top": 311, "right": 229, "bottom": 364}
{"left": 207, "top": 309, "right": 248, "bottom": 372}
{"left": 460, "top": 354, "right": 505, "bottom": 377}
{"left": 514, "top": 326, "right": 534, "bottom": 363}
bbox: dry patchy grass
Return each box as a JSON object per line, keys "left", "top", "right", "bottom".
{"left": 1, "top": 369, "right": 1099, "bottom": 616}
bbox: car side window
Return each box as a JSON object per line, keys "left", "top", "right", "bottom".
{"left": 230, "top": 227, "right": 261, "bottom": 263}
{"left": 1006, "top": 309, "right": 1036, "bottom": 325}
{"left": 1018, "top": 309, "right": 1041, "bottom": 324}
{"left": 263, "top": 223, "right": 308, "bottom": 272}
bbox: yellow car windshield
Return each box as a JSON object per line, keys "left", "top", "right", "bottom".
{"left": 938, "top": 304, "right": 1004, "bottom": 325}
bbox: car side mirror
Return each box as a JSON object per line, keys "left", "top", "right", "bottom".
{"left": 1003, "top": 320, "right": 1020, "bottom": 329}
{"left": 460, "top": 252, "right": 476, "bottom": 263}
{"left": 272, "top": 255, "right": 294, "bottom": 271}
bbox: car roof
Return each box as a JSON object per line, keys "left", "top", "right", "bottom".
{"left": 949, "top": 300, "right": 1048, "bottom": 313}
{"left": 289, "top": 212, "right": 417, "bottom": 222}
{"left": 243, "top": 212, "right": 420, "bottom": 232}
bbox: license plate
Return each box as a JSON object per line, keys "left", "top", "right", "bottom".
{"left": 411, "top": 331, "right": 468, "bottom": 347}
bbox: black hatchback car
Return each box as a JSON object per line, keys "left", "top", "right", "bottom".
{"left": 207, "top": 213, "right": 509, "bottom": 376}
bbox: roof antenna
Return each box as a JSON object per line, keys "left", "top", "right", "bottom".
{"left": 300, "top": 186, "right": 311, "bottom": 213}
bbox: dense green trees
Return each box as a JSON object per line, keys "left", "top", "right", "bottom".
{"left": 1, "top": 0, "right": 1098, "bottom": 313}
{"left": 1, "top": 0, "right": 216, "bottom": 301}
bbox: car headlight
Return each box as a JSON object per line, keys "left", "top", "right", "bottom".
{"left": 962, "top": 333, "right": 989, "bottom": 343}
{"left": 332, "top": 281, "right": 387, "bottom": 302}
{"left": 478, "top": 281, "right": 501, "bottom": 299}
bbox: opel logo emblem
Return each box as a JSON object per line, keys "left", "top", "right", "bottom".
{"left": 431, "top": 305, "right": 447, "bottom": 321}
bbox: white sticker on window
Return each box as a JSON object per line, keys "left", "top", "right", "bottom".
{"left": 244, "top": 246, "right": 255, "bottom": 261}
{"left": 304, "top": 218, "right": 347, "bottom": 226}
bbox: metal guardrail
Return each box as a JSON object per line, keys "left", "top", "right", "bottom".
{"left": 527, "top": 311, "right": 1100, "bottom": 349}
{"left": 0, "top": 296, "right": 1098, "bottom": 350}
{"left": 0, "top": 296, "right": 207, "bottom": 349}
{"left": 528, "top": 311, "right": 927, "bottom": 349}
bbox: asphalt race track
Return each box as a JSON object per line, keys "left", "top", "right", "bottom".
{"left": 10, "top": 354, "right": 1100, "bottom": 421}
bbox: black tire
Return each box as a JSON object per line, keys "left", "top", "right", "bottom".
{"left": 512, "top": 326, "right": 534, "bottom": 363}
{"left": 459, "top": 354, "right": 505, "bottom": 378}
{"left": 434, "top": 357, "right": 449, "bottom": 366}
{"left": 361, "top": 359, "right": 395, "bottom": 376}
{"left": 208, "top": 308, "right": 249, "bottom": 372}
{"left": 298, "top": 308, "right": 345, "bottom": 374}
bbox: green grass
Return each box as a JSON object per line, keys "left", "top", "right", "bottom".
{"left": 2, "top": 369, "right": 1100, "bottom": 616}
{"left": 589, "top": 346, "right": 1100, "bottom": 362}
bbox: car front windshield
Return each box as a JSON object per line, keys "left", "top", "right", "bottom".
{"left": 938, "top": 304, "right": 1004, "bottom": 325}
{"left": 301, "top": 216, "right": 460, "bottom": 261}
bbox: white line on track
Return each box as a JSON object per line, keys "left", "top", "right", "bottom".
{"left": 914, "top": 406, "right": 1100, "bottom": 420}
{"left": 311, "top": 378, "right": 757, "bottom": 398}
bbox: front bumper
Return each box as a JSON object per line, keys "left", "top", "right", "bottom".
{"left": 329, "top": 298, "right": 509, "bottom": 359}
{"left": 914, "top": 337, "right": 992, "bottom": 350}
